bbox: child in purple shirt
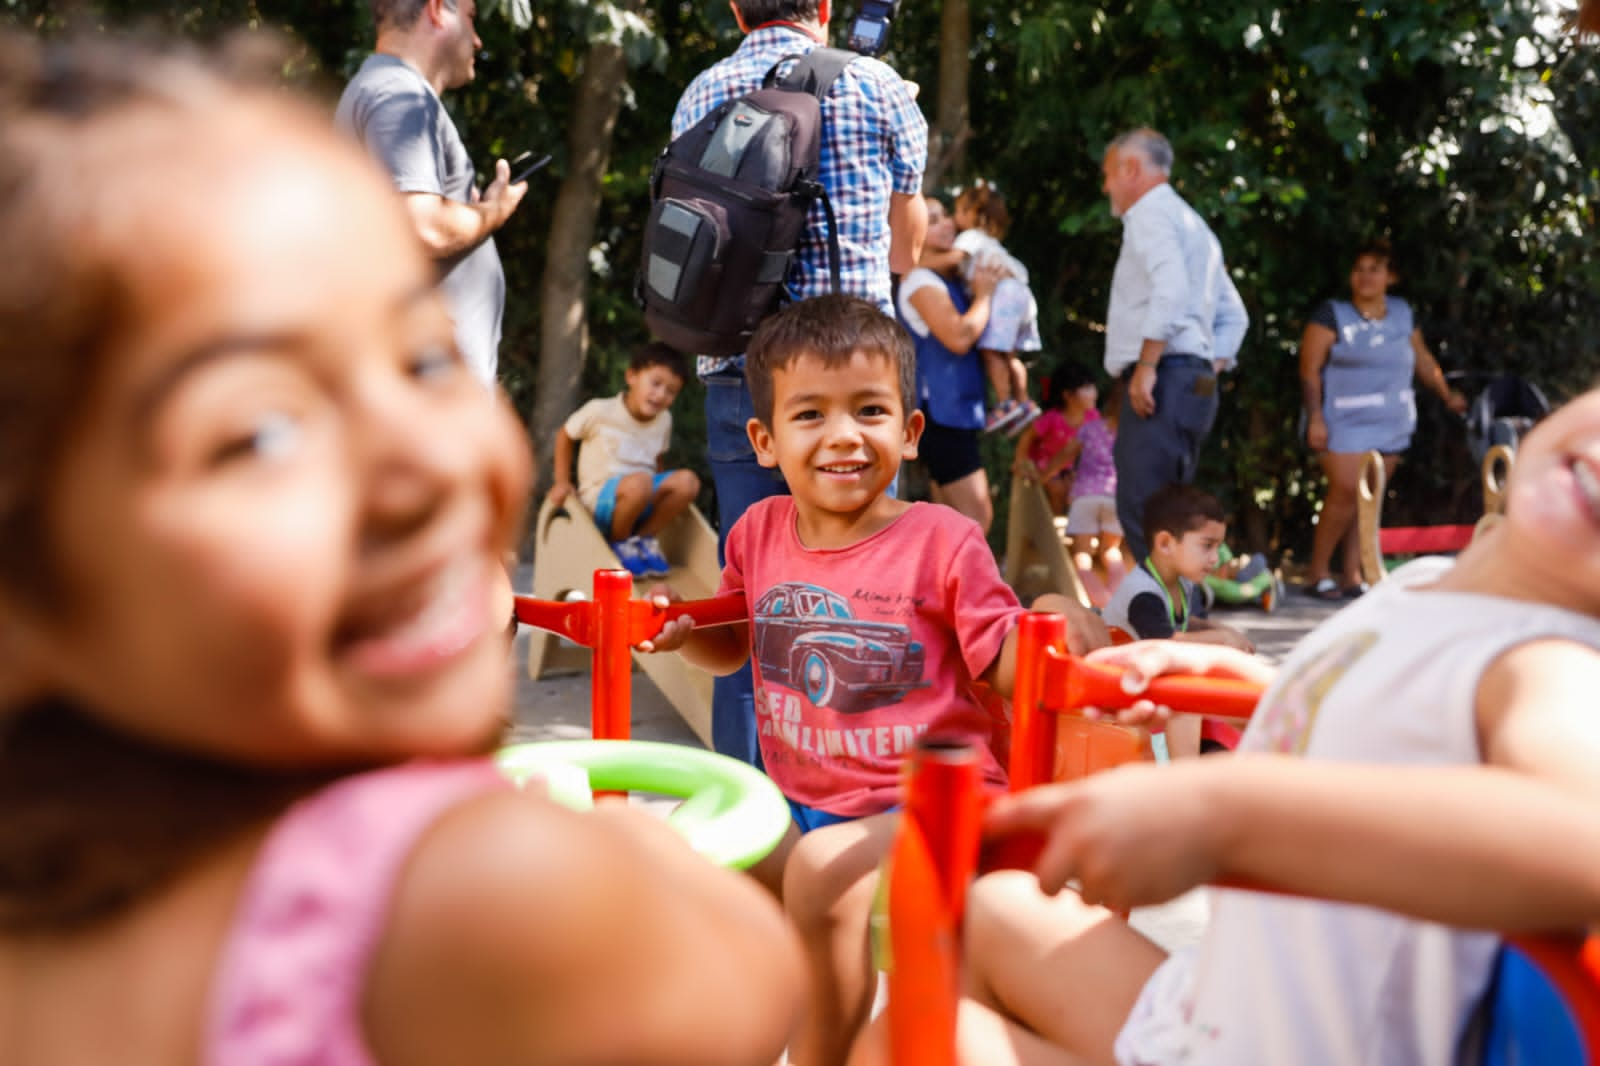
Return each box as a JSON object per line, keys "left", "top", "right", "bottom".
{"left": 1068, "top": 383, "right": 1125, "bottom": 586}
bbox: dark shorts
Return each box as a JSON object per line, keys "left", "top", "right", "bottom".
{"left": 920, "top": 416, "right": 983, "bottom": 486}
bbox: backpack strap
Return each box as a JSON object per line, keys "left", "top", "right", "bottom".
{"left": 815, "top": 188, "right": 843, "bottom": 293}
{"left": 763, "top": 48, "right": 857, "bottom": 294}
{"left": 763, "top": 47, "right": 857, "bottom": 97}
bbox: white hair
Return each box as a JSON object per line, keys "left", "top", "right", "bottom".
{"left": 1110, "top": 128, "right": 1173, "bottom": 176}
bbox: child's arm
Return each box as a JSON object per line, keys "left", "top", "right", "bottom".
{"left": 548, "top": 426, "right": 577, "bottom": 508}
{"left": 637, "top": 589, "right": 751, "bottom": 675}
{"left": 369, "top": 791, "right": 803, "bottom": 1065}
{"left": 1037, "top": 438, "right": 1084, "bottom": 482}
{"left": 921, "top": 245, "right": 966, "bottom": 275}
{"left": 986, "top": 639, "right": 1600, "bottom": 926}
{"left": 1010, "top": 424, "right": 1042, "bottom": 479}
{"left": 982, "top": 594, "right": 1111, "bottom": 698}
{"left": 1078, "top": 639, "right": 1274, "bottom": 732}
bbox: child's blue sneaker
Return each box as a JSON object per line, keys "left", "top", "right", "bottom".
{"left": 611, "top": 537, "right": 651, "bottom": 579}
{"left": 636, "top": 536, "right": 671, "bottom": 577}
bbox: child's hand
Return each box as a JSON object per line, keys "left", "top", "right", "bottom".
{"left": 1210, "top": 627, "right": 1257, "bottom": 655}
{"left": 984, "top": 761, "right": 1224, "bottom": 909}
{"left": 1077, "top": 639, "right": 1266, "bottom": 734}
{"left": 635, "top": 587, "right": 692, "bottom": 653}
{"left": 547, "top": 480, "right": 574, "bottom": 509}
{"left": 1087, "top": 639, "right": 1272, "bottom": 689}
{"left": 1082, "top": 698, "right": 1174, "bottom": 732}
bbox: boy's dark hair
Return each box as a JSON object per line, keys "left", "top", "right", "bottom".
{"left": 744, "top": 294, "right": 916, "bottom": 426}
{"left": 733, "top": 0, "right": 822, "bottom": 25}
{"left": 1144, "top": 482, "right": 1226, "bottom": 541}
{"left": 631, "top": 340, "right": 688, "bottom": 382}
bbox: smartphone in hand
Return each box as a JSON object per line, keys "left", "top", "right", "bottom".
{"left": 508, "top": 151, "right": 552, "bottom": 184}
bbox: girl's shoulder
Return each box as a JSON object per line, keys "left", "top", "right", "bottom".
{"left": 211, "top": 761, "right": 740, "bottom": 1063}
{"left": 208, "top": 761, "right": 509, "bottom": 1063}
{"left": 362, "top": 784, "right": 798, "bottom": 1063}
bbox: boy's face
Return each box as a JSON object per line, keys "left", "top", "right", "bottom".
{"left": 623, "top": 364, "right": 683, "bottom": 421}
{"left": 1157, "top": 519, "right": 1225, "bottom": 583}
{"left": 748, "top": 349, "right": 922, "bottom": 525}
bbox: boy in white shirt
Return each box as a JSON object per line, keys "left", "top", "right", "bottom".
{"left": 549, "top": 343, "right": 700, "bottom": 577}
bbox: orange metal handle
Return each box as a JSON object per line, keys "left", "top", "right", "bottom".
{"left": 513, "top": 570, "right": 747, "bottom": 744}
{"left": 512, "top": 586, "right": 745, "bottom": 647}
{"left": 1039, "top": 645, "right": 1263, "bottom": 721}
{"left": 651, "top": 593, "right": 746, "bottom": 637}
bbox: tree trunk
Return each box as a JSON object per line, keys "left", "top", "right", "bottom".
{"left": 925, "top": 0, "right": 970, "bottom": 190}
{"left": 529, "top": 35, "right": 630, "bottom": 505}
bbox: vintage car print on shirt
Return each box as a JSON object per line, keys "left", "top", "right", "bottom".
{"left": 752, "top": 581, "right": 929, "bottom": 713}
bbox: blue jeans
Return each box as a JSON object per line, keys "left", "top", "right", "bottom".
{"left": 705, "top": 372, "right": 787, "bottom": 770}
{"left": 1114, "top": 354, "right": 1220, "bottom": 562}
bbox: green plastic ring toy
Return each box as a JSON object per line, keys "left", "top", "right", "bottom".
{"left": 494, "top": 740, "right": 791, "bottom": 870}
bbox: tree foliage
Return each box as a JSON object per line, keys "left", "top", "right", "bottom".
{"left": 5, "top": 0, "right": 1599, "bottom": 557}
{"left": 897, "top": 0, "right": 1600, "bottom": 550}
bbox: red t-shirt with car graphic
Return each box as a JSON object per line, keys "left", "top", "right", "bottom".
{"left": 719, "top": 498, "right": 1025, "bottom": 816}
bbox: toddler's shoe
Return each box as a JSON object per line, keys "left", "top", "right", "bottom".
{"left": 1004, "top": 401, "right": 1043, "bottom": 438}
{"left": 636, "top": 536, "right": 672, "bottom": 578}
{"left": 610, "top": 537, "right": 652, "bottom": 579}
{"left": 983, "top": 401, "right": 1024, "bottom": 435}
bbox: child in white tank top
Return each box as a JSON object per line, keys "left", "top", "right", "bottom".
{"left": 851, "top": 387, "right": 1600, "bottom": 1066}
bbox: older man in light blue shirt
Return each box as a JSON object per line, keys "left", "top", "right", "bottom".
{"left": 1101, "top": 127, "right": 1248, "bottom": 560}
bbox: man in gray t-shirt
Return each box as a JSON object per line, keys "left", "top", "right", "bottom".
{"left": 335, "top": 0, "right": 526, "bottom": 385}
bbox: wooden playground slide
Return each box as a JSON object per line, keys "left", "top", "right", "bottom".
{"left": 1001, "top": 473, "right": 1098, "bottom": 608}
{"left": 525, "top": 494, "right": 724, "bottom": 746}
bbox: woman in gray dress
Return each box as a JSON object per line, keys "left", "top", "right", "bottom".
{"left": 1299, "top": 239, "right": 1467, "bottom": 600}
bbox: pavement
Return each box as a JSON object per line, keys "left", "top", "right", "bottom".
{"left": 502, "top": 566, "right": 1347, "bottom": 953}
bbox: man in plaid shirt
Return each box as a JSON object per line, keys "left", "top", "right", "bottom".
{"left": 671, "top": 0, "right": 928, "bottom": 769}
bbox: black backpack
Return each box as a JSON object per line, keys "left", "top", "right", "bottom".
{"left": 639, "top": 48, "right": 857, "bottom": 357}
